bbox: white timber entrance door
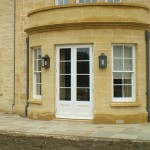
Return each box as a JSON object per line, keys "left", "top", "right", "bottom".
{"left": 56, "top": 45, "right": 93, "bottom": 119}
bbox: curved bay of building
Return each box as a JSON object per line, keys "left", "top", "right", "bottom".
{"left": 1, "top": 0, "right": 150, "bottom": 123}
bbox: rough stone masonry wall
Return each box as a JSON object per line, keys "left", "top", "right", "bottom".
{"left": 0, "top": 0, "right": 150, "bottom": 115}
{"left": 14, "top": 0, "right": 54, "bottom": 115}
{"left": 18, "top": 0, "right": 150, "bottom": 123}
{"left": 0, "top": 0, "right": 14, "bottom": 113}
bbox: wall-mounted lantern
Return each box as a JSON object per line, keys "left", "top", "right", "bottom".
{"left": 42, "top": 55, "right": 50, "bottom": 69}
{"left": 99, "top": 53, "right": 107, "bottom": 68}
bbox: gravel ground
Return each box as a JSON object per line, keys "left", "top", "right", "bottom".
{"left": 0, "top": 134, "right": 150, "bottom": 150}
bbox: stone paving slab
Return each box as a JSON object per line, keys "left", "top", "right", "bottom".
{"left": 0, "top": 113, "right": 150, "bottom": 142}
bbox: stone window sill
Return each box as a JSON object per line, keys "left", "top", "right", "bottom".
{"left": 111, "top": 102, "right": 140, "bottom": 107}
{"left": 28, "top": 99, "right": 42, "bottom": 105}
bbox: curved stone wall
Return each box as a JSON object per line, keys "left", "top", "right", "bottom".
{"left": 22, "top": 0, "right": 150, "bottom": 123}
{"left": 26, "top": 3, "right": 150, "bottom": 34}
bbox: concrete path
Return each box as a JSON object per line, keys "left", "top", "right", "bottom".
{"left": 0, "top": 113, "right": 150, "bottom": 141}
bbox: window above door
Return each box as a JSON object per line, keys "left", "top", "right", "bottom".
{"left": 76, "top": 0, "right": 121, "bottom": 4}
{"left": 55, "top": 0, "right": 69, "bottom": 5}
{"left": 106, "top": 0, "right": 121, "bottom": 2}
{"left": 77, "top": 0, "right": 97, "bottom": 3}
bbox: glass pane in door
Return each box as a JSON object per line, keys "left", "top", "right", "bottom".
{"left": 77, "top": 75, "right": 89, "bottom": 87}
{"left": 60, "top": 62, "right": 71, "bottom": 74}
{"left": 77, "top": 48, "right": 89, "bottom": 60}
{"left": 77, "top": 88, "right": 90, "bottom": 101}
{"left": 60, "top": 75, "right": 71, "bottom": 87}
{"left": 60, "top": 49, "right": 71, "bottom": 60}
{"left": 77, "top": 61, "right": 89, "bottom": 74}
{"left": 60, "top": 88, "right": 71, "bottom": 101}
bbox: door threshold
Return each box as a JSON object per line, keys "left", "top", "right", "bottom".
{"left": 53, "top": 118, "right": 93, "bottom": 123}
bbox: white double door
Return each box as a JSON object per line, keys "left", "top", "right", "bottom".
{"left": 56, "top": 45, "right": 93, "bottom": 119}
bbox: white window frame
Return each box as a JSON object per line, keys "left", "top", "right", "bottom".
{"left": 55, "top": 0, "right": 69, "bottom": 5}
{"left": 112, "top": 44, "right": 135, "bottom": 102}
{"left": 33, "top": 47, "right": 42, "bottom": 99}
{"left": 105, "top": 0, "right": 121, "bottom": 2}
{"left": 76, "top": 0, "right": 97, "bottom": 3}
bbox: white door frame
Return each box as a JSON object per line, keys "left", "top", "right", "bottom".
{"left": 56, "top": 45, "right": 93, "bottom": 119}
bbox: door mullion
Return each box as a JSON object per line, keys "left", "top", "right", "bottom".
{"left": 71, "top": 46, "right": 76, "bottom": 118}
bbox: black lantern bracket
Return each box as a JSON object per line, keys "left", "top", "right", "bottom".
{"left": 99, "top": 53, "right": 107, "bottom": 68}
{"left": 42, "top": 54, "right": 50, "bottom": 69}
